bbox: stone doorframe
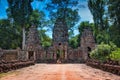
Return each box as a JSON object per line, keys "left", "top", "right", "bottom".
{"left": 27, "top": 51, "right": 36, "bottom": 60}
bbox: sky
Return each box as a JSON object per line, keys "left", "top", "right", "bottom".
{"left": 0, "top": 0, "right": 93, "bottom": 38}
{"left": 0, "top": 0, "right": 8, "bottom": 19}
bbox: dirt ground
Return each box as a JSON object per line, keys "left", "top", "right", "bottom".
{"left": 0, "top": 64, "right": 120, "bottom": 80}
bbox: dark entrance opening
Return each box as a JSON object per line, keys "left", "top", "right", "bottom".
{"left": 62, "top": 50, "right": 65, "bottom": 59}
{"left": 87, "top": 47, "right": 91, "bottom": 58}
{"left": 57, "top": 53, "right": 60, "bottom": 60}
{"left": 56, "top": 50, "right": 60, "bottom": 60}
{"left": 58, "top": 43, "right": 61, "bottom": 46}
{"left": 28, "top": 51, "right": 34, "bottom": 60}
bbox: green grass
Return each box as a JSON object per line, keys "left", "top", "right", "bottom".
{"left": 0, "top": 71, "right": 20, "bottom": 78}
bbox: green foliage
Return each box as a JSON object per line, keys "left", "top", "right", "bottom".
{"left": 88, "top": 0, "right": 105, "bottom": 30}
{"left": 108, "top": 0, "right": 120, "bottom": 26}
{"left": 7, "top": 0, "right": 33, "bottom": 49}
{"left": 90, "top": 42, "right": 118, "bottom": 62}
{"left": 108, "top": 0, "right": 120, "bottom": 47}
{"left": 78, "top": 21, "right": 94, "bottom": 34}
{"left": 110, "top": 48, "right": 120, "bottom": 61}
{"left": 0, "top": 19, "right": 22, "bottom": 49}
{"left": 90, "top": 43, "right": 111, "bottom": 62}
{"left": 109, "top": 25, "right": 120, "bottom": 47}
{"left": 0, "top": 0, "right": 119, "bottom": 50}
{"left": 7, "top": 0, "right": 33, "bottom": 26}
{"left": 88, "top": 0, "right": 120, "bottom": 47}
{"left": 78, "top": 21, "right": 94, "bottom": 45}
{"left": 69, "top": 35, "right": 79, "bottom": 49}
{"left": 29, "top": 10, "right": 45, "bottom": 28}
{"left": 109, "top": 42, "right": 117, "bottom": 51}
{"left": 88, "top": 0, "right": 110, "bottom": 44}
{"left": 38, "top": 30, "right": 52, "bottom": 48}
{"left": 46, "top": 0, "right": 80, "bottom": 31}
{"left": 96, "top": 31, "right": 109, "bottom": 44}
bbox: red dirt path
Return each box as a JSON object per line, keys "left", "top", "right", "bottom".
{"left": 0, "top": 64, "right": 120, "bottom": 80}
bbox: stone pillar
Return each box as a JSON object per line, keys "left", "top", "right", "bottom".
{"left": 26, "top": 51, "right": 29, "bottom": 60}
{"left": 54, "top": 53, "right": 56, "bottom": 60}
{"left": 82, "top": 47, "right": 88, "bottom": 61}
{"left": 0, "top": 48, "right": 3, "bottom": 60}
{"left": 64, "top": 45, "right": 67, "bottom": 60}
{"left": 65, "top": 51, "right": 67, "bottom": 60}
{"left": 34, "top": 51, "right": 36, "bottom": 61}
{"left": 16, "top": 47, "right": 21, "bottom": 60}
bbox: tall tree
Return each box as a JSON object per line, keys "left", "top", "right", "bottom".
{"left": 88, "top": 0, "right": 109, "bottom": 44}
{"left": 88, "top": 0, "right": 105, "bottom": 30}
{"left": 0, "top": 19, "right": 22, "bottom": 49}
{"left": 46, "top": 0, "right": 80, "bottom": 31}
{"left": 29, "top": 9, "right": 45, "bottom": 28}
{"left": 7, "top": 0, "right": 33, "bottom": 50}
{"left": 108, "top": 0, "right": 120, "bottom": 47}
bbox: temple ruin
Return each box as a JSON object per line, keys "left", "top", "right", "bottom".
{"left": 0, "top": 18, "right": 96, "bottom": 63}
{"left": 47, "top": 18, "right": 68, "bottom": 62}
{"left": 25, "top": 25, "right": 45, "bottom": 62}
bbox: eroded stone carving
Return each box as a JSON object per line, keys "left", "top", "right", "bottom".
{"left": 80, "top": 28, "right": 96, "bottom": 60}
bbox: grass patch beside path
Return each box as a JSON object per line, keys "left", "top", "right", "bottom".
{"left": 0, "top": 71, "right": 20, "bottom": 78}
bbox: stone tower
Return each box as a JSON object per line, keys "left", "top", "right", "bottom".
{"left": 26, "top": 25, "right": 42, "bottom": 61}
{"left": 52, "top": 18, "right": 68, "bottom": 60}
{"left": 80, "top": 28, "right": 96, "bottom": 60}
{"left": 26, "top": 25, "right": 41, "bottom": 50}
{"left": 53, "top": 18, "right": 68, "bottom": 44}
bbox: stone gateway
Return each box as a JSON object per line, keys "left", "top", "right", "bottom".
{"left": 24, "top": 18, "right": 96, "bottom": 63}
{"left": 0, "top": 18, "right": 96, "bottom": 63}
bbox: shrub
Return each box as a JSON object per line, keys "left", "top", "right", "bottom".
{"left": 109, "top": 42, "right": 117, "bottom": 51}
{"left": 90, "top": 43, "right": 111, "bottom": 62}
{"left": 110, "top": 48, "right": 120, "bottom": 61}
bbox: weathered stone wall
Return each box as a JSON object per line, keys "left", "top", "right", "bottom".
{"left": 0, "top": 48, "right": 3, "bottom": 60}
{"left": 0, "top": 48, "right": 31, "bottom": 61}
{"left": 52, "top": 18, "right": 68, "bottom": 61}
{"left": 80, "top": 28, "right": 96, "bottom": 61}
{"left": 53, "top": 18, "right": 68, "bottom": 43}
{"left": 0, "top": 23, "right": 96, "bottom": 63}
{"left": 67, "top": 47, "right": 84, "bottom": 62}
{"left": 0, "top": 48, "right": 20, "bottom": 61}
{"left": 35, "top": 49, "right": 46, "bottom": 61}
{"left": 18, "top": 50, "right": 28, "bottom": 61}
{"left": 25, "top": 25, "right": 43, "bottom": 62}
{"left": 45, "top": 20, "right": 96, "bottom": 63}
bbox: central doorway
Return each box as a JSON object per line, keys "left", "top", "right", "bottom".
{"left": 28, "top": 51, "right": 34, "bottom": 60}
{"left": 87, "top": 47, "right": 91, "bottom": 58}
{"left": 56, "top": 50, "right": 60, "bottom": 60}
{"left": 56, "top": 49, "right": 61, "bottom": 63}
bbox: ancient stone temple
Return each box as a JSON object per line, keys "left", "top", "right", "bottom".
{"left": 53, "top": 18, "right": 68, "bottom": 43}
{"left": 0, "top": 21, "right": 96, "bottom": 63}
{"left": 22, "top": 22, "right": 96, "bottom": 63}
{"left": 46, "top": 19, "right": 96, "bottom": 62}
{"left": 53, "top": 18, "right": 68, "bottom": 61}
{"left": 80, "top": 28, "right": 96, "bottom": 60}
{"left": 17, "top": 25, "right": 96, "bottom": 63}
{"left": 25, "top": 25, "right": 44, "bottom": 61}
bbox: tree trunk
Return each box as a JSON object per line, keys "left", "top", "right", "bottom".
{"left": 22, "top": 27, "right": 26, "bottom": 50}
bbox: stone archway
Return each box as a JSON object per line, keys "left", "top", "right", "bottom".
{"left": 87, "top": 47, "right": 91, "bottom": 58}
{"left": 56, "top": 50, "right": 60, "bottom": 60}
{"left": 28, "top": 51, "right": 34, "bottom": 60}
{"left": 80, "top": 28, "right": 96, "bottom": 61}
